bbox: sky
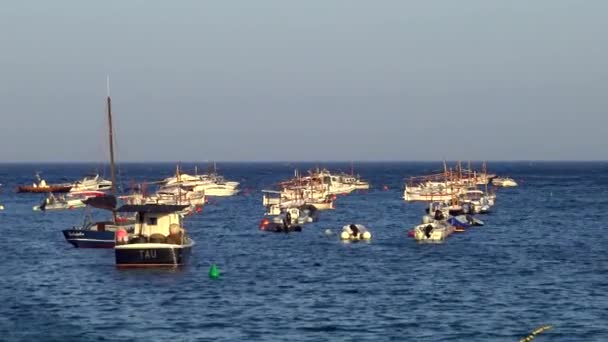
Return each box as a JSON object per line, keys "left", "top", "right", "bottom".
{"left": 0, "top": 0, "right": 606, "bottom": 162}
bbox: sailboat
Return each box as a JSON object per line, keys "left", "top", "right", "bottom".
{"left": 62, "top": 79, "right": 133, "bottom": 248}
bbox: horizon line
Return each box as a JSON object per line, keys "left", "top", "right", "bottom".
{"left": 0, "top": 159, "right": 607, "bottom": 164}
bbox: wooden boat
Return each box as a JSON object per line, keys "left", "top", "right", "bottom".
{"left": 114, "top": 204, "right": 194, "bottom": 267}
{"left": 17, "top": 175, "right": 72, "bottom": 193}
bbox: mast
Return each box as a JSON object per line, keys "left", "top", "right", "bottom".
{"left": 107, "top": 77, "right": 117, "bottom": 198}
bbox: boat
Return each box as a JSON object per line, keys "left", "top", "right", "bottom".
{"left": 259, "top": 204, "right": 318, "bottom": 233}
{"left": 69, "top": 174, "right": 113, "bottom": 192}
{"left": 403, "top": 162, "right": 496, "bottom": 202}
{"left": 62, "top": 197, "right": 134, "bottom": 248}
{"left": 339, "top": 173, "right": 370, "bottom": 190}
{"left": 34, "top": 193, "right": 87, "bottom": 211}
{"left": 114, "top": 204, "right": 194, "bottom": 268}
{"left": 340, "top": 224, "right": 372, "bottom": 241}
{"left": 17, "top": 174, "right": 72, "bottom": 193}
{"left": 62, "top": 79, "right": 126, "bottom": 248}
{"left": 492, "top": 177, "right": 518, "bottom": 187}
{"left": 458, "top": 188, "right": 492, "bottom": 214}
{"left": 412, "top": 216, "right": 455, "bottom": 242}
{"left": 262, "top": 187, "right": 335, "bottom": 211}
{"left": 161, "top": 164, "right": 239, "bottom": 197}
{"left": 447, "top": 215, "right": 484, "bottom": 229}
{"left": 411, "top": 202, "right": 456, "bottom": 242}
{"left": 315, "top": 169, "right": 357, "bottom": 195}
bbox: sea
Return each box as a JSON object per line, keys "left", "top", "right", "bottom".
{"left": 0, "top": 162, "right": 606, "bottom": 341}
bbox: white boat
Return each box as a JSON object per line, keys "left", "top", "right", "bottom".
{"left": 193, "top": 182, "right": 239, "bottom": 196}
{"left": 413, "top": 216, "right": 455, "bottom": 242}
{"left": 458, "top": 188, "right": 492, "bottom": 214}
{"left": 156, "top": 186, "right": 206, "bottom": 207}
{"left": 492, "top": 177, "right": 518, "bottom": 187}
{"left": 317, "top": 170, "right": 357, "bottom": 195}
{"left": 262, "top": 189, "right": 334, "bottom": 211}
{"left": 162, "top": 168, "right": 239, "bottom": 197}
{"left": 70, "top": 174, "right": 112, "bottom": 192}
{"left": 340, "top": 174, "right": 370, "bottom": 190}
{"left": 33, "top": 192, "right": 97, "bottom": 211}
{"left": 403, "top": 181, "right": 462, "bottom": 202}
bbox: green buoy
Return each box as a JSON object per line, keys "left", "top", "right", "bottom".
{"left": 209, "top": 264, "right": 220, "bottom": 279}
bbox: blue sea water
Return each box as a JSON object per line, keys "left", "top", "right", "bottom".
{"left": 0, "top": 162, "right": 607, "bottom": 341}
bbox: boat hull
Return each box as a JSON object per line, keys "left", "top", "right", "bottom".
{"left": 17, "top": 185, "right": 72, "bottom": 193}
{"left": 260, "top": 223, "right": 302, "bottom": 233}
{"left": 115, "top": 243, "right": 192, "bottom": 267}
{"left": 62, "top": 230, "right": 116, "bottom": 248}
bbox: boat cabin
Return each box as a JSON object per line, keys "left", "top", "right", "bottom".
{"left": 115, "top": 204, "right": 189, "bottom": 245}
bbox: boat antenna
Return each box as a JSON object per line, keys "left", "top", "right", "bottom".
{"left": 107, "top": 76, "right": 117, "bottom": 220}
{"left": 107, "top": 77, "right": 116, "bottom": 196}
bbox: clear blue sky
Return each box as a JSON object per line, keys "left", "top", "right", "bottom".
{"left": 0, "top": 1, "right": 606, "bottom": 162}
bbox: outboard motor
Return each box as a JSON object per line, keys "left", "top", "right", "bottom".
{"left": 423, "top": 224, "right": 433, "bottom": 238}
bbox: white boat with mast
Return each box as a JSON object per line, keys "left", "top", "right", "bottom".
{"left": 263, "top": 170, "right": 335, "bottom": 211}
{"left": 61, "top": 78, "right": 134, "bottom": 248}
{"left": 403, "top": 161, "right": 494, "bottom": 202}
{"left": 160, "top": 163, "right": 239, "bottom": 197}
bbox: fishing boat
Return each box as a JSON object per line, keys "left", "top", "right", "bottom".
{"left": 340, "top": 174, "right": 370, "bottom": 190}
{"left": 17, "top": 174, "right": 72, "bottom": 193}
{"left": 492, "top": 177, "right": 518, "bottom": 187}
{"left": 340, "top": 224, "right": 372, "bottom": 241}
{"left": 114, "top": 204, "right": 194, "bottom": 268}
{"left": 403, "top": 161, "right": 495, "bottom": 202}
{"left": 262, "top": 184, "right": 335, "bottom": 211}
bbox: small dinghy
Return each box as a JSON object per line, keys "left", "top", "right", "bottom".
{"left": 340, "top": 224, "right": 372, "bottom": 241}
{"left": 448, "top": 215, "right": 484, "bottom": 229}
{"left": 412, "top": 215, "right": 455, "bottom": 242}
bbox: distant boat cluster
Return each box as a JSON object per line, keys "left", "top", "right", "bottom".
{"left": 0, "top": 86, "right": 519, "bottom": 269}
{"left": 259, "top": 167, "right": 370, "bottom": 237}
{"left": 1, "top": 160, "right": 518, "bottom": 269}
{"left": 405, "top": 162, "right": 518, "bottom": 242}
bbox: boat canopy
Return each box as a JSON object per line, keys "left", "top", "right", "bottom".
{"left": 83, "top": 195, "right": 117, "bottom": 210}
{"left": 117, "top": 204, "right": 189, "bottom": 213}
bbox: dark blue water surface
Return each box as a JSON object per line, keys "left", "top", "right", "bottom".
{"left": 1, "top": 162, "right": 607, "bottom": 341}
